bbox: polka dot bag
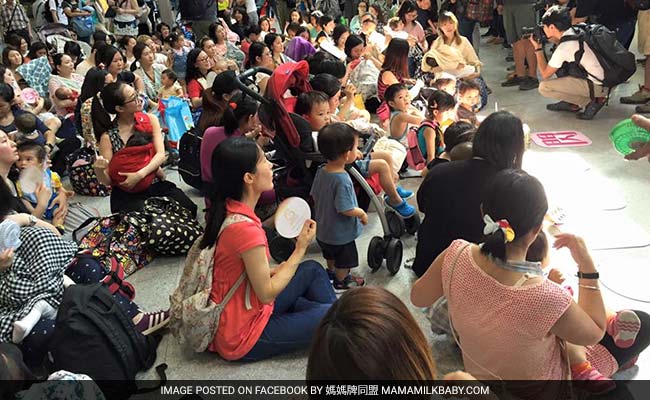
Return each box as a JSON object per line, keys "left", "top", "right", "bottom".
{"left": 139, "top": 197, "right": 203, "bottom": 256}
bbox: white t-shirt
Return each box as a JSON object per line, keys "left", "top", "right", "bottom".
{"left": 49, "top": 0, "right": 68, "bottom": 25}
{"left": 548, "top": 28, "right": 605, "bottom": 83}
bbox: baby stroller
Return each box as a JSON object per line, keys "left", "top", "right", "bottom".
{"left": 235, "top": 61, "right": 412, "bottom": 275}
{"left": 37, "top": 23, "right": 91, "bottom": 58}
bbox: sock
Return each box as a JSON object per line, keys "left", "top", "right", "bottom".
{"left": 12, "top": 300, "right": 56, "bottom": 344}
{"left": 571, "top": 361, "right": 592, "bottom": 375}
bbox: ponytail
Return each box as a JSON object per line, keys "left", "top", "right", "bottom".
{"left": 479, "top": 169, "right": 548, "bottom": 263}
{"left": 199, "top": 197, "right": 228, "bottom": 249}
{"left": 222, "top": 97, "right": 259, "bottom": 136}
{"left": 198, "top": 137, "right": 260, "bottom": 250}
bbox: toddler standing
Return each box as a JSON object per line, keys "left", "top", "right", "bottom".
{"left": 310, "top": 123, "right": 366, "bottom": 292}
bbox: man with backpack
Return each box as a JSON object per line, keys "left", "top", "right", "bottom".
{"left": 532, "top": 6, "right": 635, "bottom": 120}
{"left": 0, "top": 0, "right": 33, "bottom": 46}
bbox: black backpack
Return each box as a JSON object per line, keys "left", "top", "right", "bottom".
{"left": 43, "top": 0, "right": 56, "bottom": 23}
{"left": 559, "top": 24, "right": 636, "bottom": 89}
{"left": 178, "top": 128, "right": 203, "bottom": 191}
{"left": 630, "top": 0, "right": 650, "bottom": 10}
{"left": 48, "top": 284, "right": 163, "bottom": 399}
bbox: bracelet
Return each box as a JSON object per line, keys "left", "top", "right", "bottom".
{"left": 578, "top": 284, "right": 600, "bottom": 291}
{"left": 535, "top": 48, "right": 543, "bottom": 52}
{"left": 576, "top": 271, "right": 599, "bottom": 280}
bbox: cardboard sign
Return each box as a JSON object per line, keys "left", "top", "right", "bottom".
{"left": 531, "top": 131, "right": 592, "bottom": 148}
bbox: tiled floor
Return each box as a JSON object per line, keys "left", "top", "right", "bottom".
{"left": 76, "top": 34, "right": 650, "bottom": 384}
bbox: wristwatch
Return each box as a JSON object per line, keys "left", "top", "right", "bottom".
{"left": 28, "top": 215, "right": 37, "bottom": 227}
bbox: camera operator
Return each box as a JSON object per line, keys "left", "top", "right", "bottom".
{"left": 574, "top": 0, "right": 637, "bottom": 49}
{"left": 500, "top": 0, "right": 539, "bottom": 91}
{"left": 530, "top": 6, "right": 606, "bottom": 120}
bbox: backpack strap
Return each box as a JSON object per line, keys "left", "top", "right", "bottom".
{"left": 217, "top": 213, "right": 255, "bottom": 311}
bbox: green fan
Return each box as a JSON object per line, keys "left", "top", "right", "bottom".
{"left": 609, "top": 118, "right": 650, "bottom": 156}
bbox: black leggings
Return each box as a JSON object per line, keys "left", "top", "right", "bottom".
{"left": 600, "top": 310, "right": 650, "bottom": 368}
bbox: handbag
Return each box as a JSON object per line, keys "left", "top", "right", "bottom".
{"left": 139, "top": 197, "right": 203, "bottom": 256}
{"left": 373, "top": 136, "right": 407, "bottom": 175}
{"left": 168, "top": 214, "right": 253, "bottom": 352}
{"left": 71, "top": 14, "right": 95, "bottom": 38}
{"left": 74, "top": 213, "right": 153, "bottom": 276}
{"left": 66, "top": 147, "right": 112, "bottom": 197}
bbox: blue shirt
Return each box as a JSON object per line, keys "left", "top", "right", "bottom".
{"left": 310, "top": 166, "right": 362, "bottom": 245}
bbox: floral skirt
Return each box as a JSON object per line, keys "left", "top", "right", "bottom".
{"left": 113, "top": 16, "right": 138, "bottom": 37}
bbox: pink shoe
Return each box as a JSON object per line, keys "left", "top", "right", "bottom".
{"left": 572, "top": 365, "right": 616, "bottom": 394}
{"left": 607, "top": 310, "right": 641, "bottom": 349}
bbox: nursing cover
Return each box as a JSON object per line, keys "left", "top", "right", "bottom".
{"left": 0, "top": 227, "right": 78, "bottom": 342}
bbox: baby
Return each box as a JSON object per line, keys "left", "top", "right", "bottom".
{"left": 386, "top": 17, "right": 408, "bottom": 40}
{"left": 158, "top": 69, "right": 185, "bottom": 99}
{"left": 432, "top": 77, "right": 457, "bottom": 97}
{"left": 13, "top": 113, "right": 41, "bottom": 144}
{"left": 16, "top": 143, "right": 66, "bottom": 232}
{"left": 108, "top": 132, "right": 164, "bottom": 193}
{"left": 54, "top": 87, "right": 79, "bottom": 119}
{"left": 456, "top": 80, "right": 481, "bottom": 127}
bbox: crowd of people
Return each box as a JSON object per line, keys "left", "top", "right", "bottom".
{"left": 0, "top": 0, "right": 650, "bottom": 394}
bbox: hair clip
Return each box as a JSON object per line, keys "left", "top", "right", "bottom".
{"left": 229, "top": 102, "right": 237, "bottom": 110}
{"left": 483, "top": 214, "right": 516, "bottom": 243}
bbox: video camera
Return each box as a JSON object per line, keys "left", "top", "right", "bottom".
{"left": 521, "top": 24, "right": 546, "bottom": 43}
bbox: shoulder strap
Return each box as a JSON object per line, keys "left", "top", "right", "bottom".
{"left": 216, "top": 213, "right": 255, "bottom": 310}
{"left": 7, "top": 3, "right": 19, "bottom": 28}
{"left": 446, "top": 242, "right": 504, "bottom": 381}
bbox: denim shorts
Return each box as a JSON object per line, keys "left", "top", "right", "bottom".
{"left": 354, "top": 158, "right": 371, "bottom": 178}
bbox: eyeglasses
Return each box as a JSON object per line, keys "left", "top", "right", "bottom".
{"left": 123, "top": 95, "right": 139, "bottom": 104}
{"left": 362, "top": 19, "right": 374, "bottom": 24}
{"left": 196, "top": 56, "right": 210, "bottom": 62}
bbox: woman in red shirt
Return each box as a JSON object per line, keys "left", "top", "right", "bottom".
{"left": 185, "top": 49, "right": 212, "bottom": 110}
{"left": 201, "top": 136, "right": 336, "bottom": 361}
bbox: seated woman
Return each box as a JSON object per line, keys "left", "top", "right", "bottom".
{"left": 131, "top": 42, "right": 164, "bottom": 111}
{"left": 92, "top": 82, "right": 197, "bottom": 217}
{"left": 246, "top": 43, "right": 275, "bottom": 95}
{"left": 413, "top": 111, "right": 524, "bottom": 278}
{"left": 2, "top": 46, "right": 24, "bottom": 83}
{"left": 197, "top": 70, "right": 242, "bottom": 137}
{"left": 264, "top": 33, "right": 293, "bottom": 67}
{"left": 48, "top": 54, "right": 84, "bottom": 119}
{"left": 185, "top": 49, "right": 213, "bottom": 111}
{"left": 308, "top": 286, "right": 477, "bottom": 380}
{"left": 377, "top": 38, "right": 413, "bottom": 123}
{"left": 209, "top": 21, "right": 245, "bottom": 71}
{"left": 201, "top": 136, "right": 335, "bottom": 361}
{"left": 345, "top": 34, "right": 383, "bottom": 113}
{"left": 422, "top": 12, "right": 489, "bottom": 108}
{"left": 200, "top": 96, "right": 274, "bottom": 216}
{"left": 411, "top": 169, "right": 650, "bottom": 394}
{"left": 0, "top": 65, "right": 61, "bottom": 137}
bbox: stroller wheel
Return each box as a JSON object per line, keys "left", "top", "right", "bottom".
{"left": 404, "top": 213, "right": 421, "bottom": 236}
{"left": 384, "top": 238, "right": 403, "bottom": 275}
{"left": 385, "top": 210, "right": 406, "bottom": 238}
{"left": 367, "top": 236, "right": 385, "bottom": 272}
{"left": 269, "top": 236, "right": 296, "bottom": 263}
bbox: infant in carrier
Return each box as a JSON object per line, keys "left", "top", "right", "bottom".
{"left": 108, "top": 132, "right": 165, "bottom": 193}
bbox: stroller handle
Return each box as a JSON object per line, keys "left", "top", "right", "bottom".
{"left": 235, "top": 67, "right": 274, "bottom": 105}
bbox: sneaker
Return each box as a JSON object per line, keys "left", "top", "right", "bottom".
{"left": 384, "top": 196, "right": 416, "bottom": 218}
{"left": 607, "top": 310, "right": 641, "bottom": 349}
{"left": 635, "top": 102, "right": 650, "bottom": 114}
{"left": 577, "top": 98, "right": 605, "bottom": 120}
{"left": 519, "top": 77, "right": 539, "bottom": 91}
{"left": 572, "top": 365, "right": 616, "bottom": 394}
{"left": 620, "top": 86, "right": 650, "bottom": 104}
{"left": 333, "top": 274, "right": 365, "bottom": 293}
{"left": 135, "top": 310, "right": 170, "bottom": 335}
{"left": 546, "top": 101, "right": 580, "bottom": 112}
{"left": 501, "top": 75, "right": 525, "bottom": 87}
{"left": 396, "top": 186, "right": 414, "bottom": 200}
